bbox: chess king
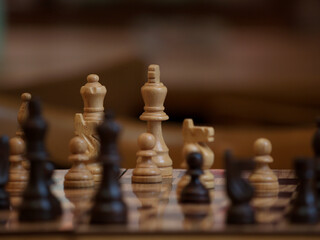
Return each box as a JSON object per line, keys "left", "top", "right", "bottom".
{"left": 74, "top": 74, "right": 106, "bottom": 182}
{"left": 179, "top": 119, "right": 215, "bottom": 189}
{"left": 140, "top": 65, "right": 173, "bottom": 177}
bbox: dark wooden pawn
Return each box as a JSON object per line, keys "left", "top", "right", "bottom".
{"left": 289, "top": 157, "right": 318, "bottom": 224}
{"left": 225, "top": 150, "right": 255, "bottom": 224}
{"left": 0, "top": 136, "right": 10, "bottom": 210}
{"left": 312, "top": 117, "right": 320, "bottom": 212}
{"left": 180, "top": 152, "right": 210, "bottom": 204}
{"left": 90, "top": 111, "right": 127, "bottom": 224}
{"left": 19, "top": 98, "right": 62, "bottom": 221}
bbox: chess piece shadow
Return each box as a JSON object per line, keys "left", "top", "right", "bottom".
{"left": 181, "top": 204, "right": 213, "bottom": 230}
{"left": 132, "top": 183, "right": 162, "bottom": 230}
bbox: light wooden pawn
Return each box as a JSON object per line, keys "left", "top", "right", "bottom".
{"left": 132, "top": 133, "right": 162, "bottom": 183}
{"left": 6, "top": 136, "right": 28, "bottom": 194}
{"left": 64, "top": 137, "right": 94, "bottom": 188}
{"left": 249, "top": 138, "right": 279, "bottom": 197}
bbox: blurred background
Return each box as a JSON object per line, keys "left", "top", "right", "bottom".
{"left": 0, "top": 0, "right": 320, "bottom": 169}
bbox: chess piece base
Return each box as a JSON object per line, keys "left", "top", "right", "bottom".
{"left": 159, "top": 166, "right": 173, "bottom": 178}
{"left": 132, "top": 175, "right": 162, "bottom": 183}
{"left": 90, "top": 202, "right": 127, "bottom": 225}
{"left": 227, "top": 203, "right": 255, "bottom": 224}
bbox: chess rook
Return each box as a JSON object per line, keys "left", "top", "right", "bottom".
{"left": 90, "top": 112, "right": 127, "bottom": 224}
{"left": 74, "top": 74, "right": 107, "bottom": 183}
{"left": 19, "top": 99, "right": 62, "bottom": 221}
{"left": 0, "top": 136, "right": 10, "bottom": 210}
{"left": 179, "top": 119, "right": 215, "bottom": 190}
{"left": 140, "top": 65, "right": 172, "bottom": 177}
{"left": 249, "top": 138, "right": 279, "bottom": 197}
{"left": 6, "top": 136, "right": 28, "bottom": 194}
{"left": 132, "top": 133, "right": 162, "bottom": 183}
{"left": 64, "top": 137, "right": 94, "bottom": 188}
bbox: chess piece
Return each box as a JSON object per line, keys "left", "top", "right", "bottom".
{"left": 19, "top": 98, "right": 62, "bottom": 221}
{"left": 16, "top": 93, "right": 31, "bottom": 139}
{"left": 249, "top": 138, "right": 279, "bottom": 197}
{"left": 16, "top": 93, "right": 31, "bottom": 170}
{"left": 312, "top": 117, "right": 320, "bottom": 212}
{"left": 180, "top": 152, "right": 210, "bottom": 204}
{"left": 179, "top": 119, "right": 215, "bottom": 190}
{"left": 64, "top": 137, "right": 94, "bottom": 188}
{"left": 289, "top": 157, "right": 318, "bottom": 224}
{"left": 6, "top": 136, "right": 28, "bottom": 194}
{"left": 0, "top": 136, "right": 10, "bottom": 210}
{"left": 74, "top": 74, "right": 107, "bottom": 183}
{"left": 132, "top": 133, "right": 162, "bottom": 183}
{"left": 90, "top": 112, "right": 127, "bottom": 224}
{"left": 140, "top": 65, "right": 172, "bottom": 177}
{"left": 225, "top": 150, "right": 255, "bottom": 224}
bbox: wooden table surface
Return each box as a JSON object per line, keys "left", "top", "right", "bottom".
{"left": 0, "top": 169, "right": 319, "bottom": 240}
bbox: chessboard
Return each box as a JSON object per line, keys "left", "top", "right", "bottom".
{"left": 1, "top": 169, "right": 320, "bottom": 240}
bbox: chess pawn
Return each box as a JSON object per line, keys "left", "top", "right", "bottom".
{"left": 289, "top": 157, "right": 318, "bottom": 224}
{"left": 64, "top": 137, "right": 94, "bottom": 188}
{"left": 180, "top": 152, "right": 210, "bottom": 204}
{"left": 140, "top": 65, "right": 172, "bottom": 177}
{"left": 6, "top": 137, "right": 28, "bottom": 194}
{"left": 132, "top": 133, "right": 162, "bottom": 183}
{"left": 249, "top": 138, "right": 279, "bottom": 197}
{"left": 90, "top": 112, "right": 127, "bottom": 224}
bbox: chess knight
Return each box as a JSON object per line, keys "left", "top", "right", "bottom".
{"left": 179, "top": 119, "right": 215, "bottom": 189}
{"left": 74, "top": 74, "right": 106, "bottom": 182}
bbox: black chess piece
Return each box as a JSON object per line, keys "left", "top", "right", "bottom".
{"left": 180, "top": 152, "right": 210, "bottom": 204}
{"left": 0, "top": 136, "right": 10, "bottom": 210}
{"left": 289, "top": 157, "right": 318, "bottom": 224}
{"left": 90, "top": 111, "right": 127, "bottom": 224}
{"left": 312, "top": 117, "right": 320, "bottom": 212}
{"left": 45, "top": 160, "right": 62, "bottom": 216}
{"left": 18, "top": 98, "right": 62, "bottom": 221}
{"left": 225, "top": 150, "right": 255, "bottom": 224}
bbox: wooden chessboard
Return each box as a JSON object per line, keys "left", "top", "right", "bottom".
{"left": 1, "top": 169, "right": 320, "bottom": 240}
